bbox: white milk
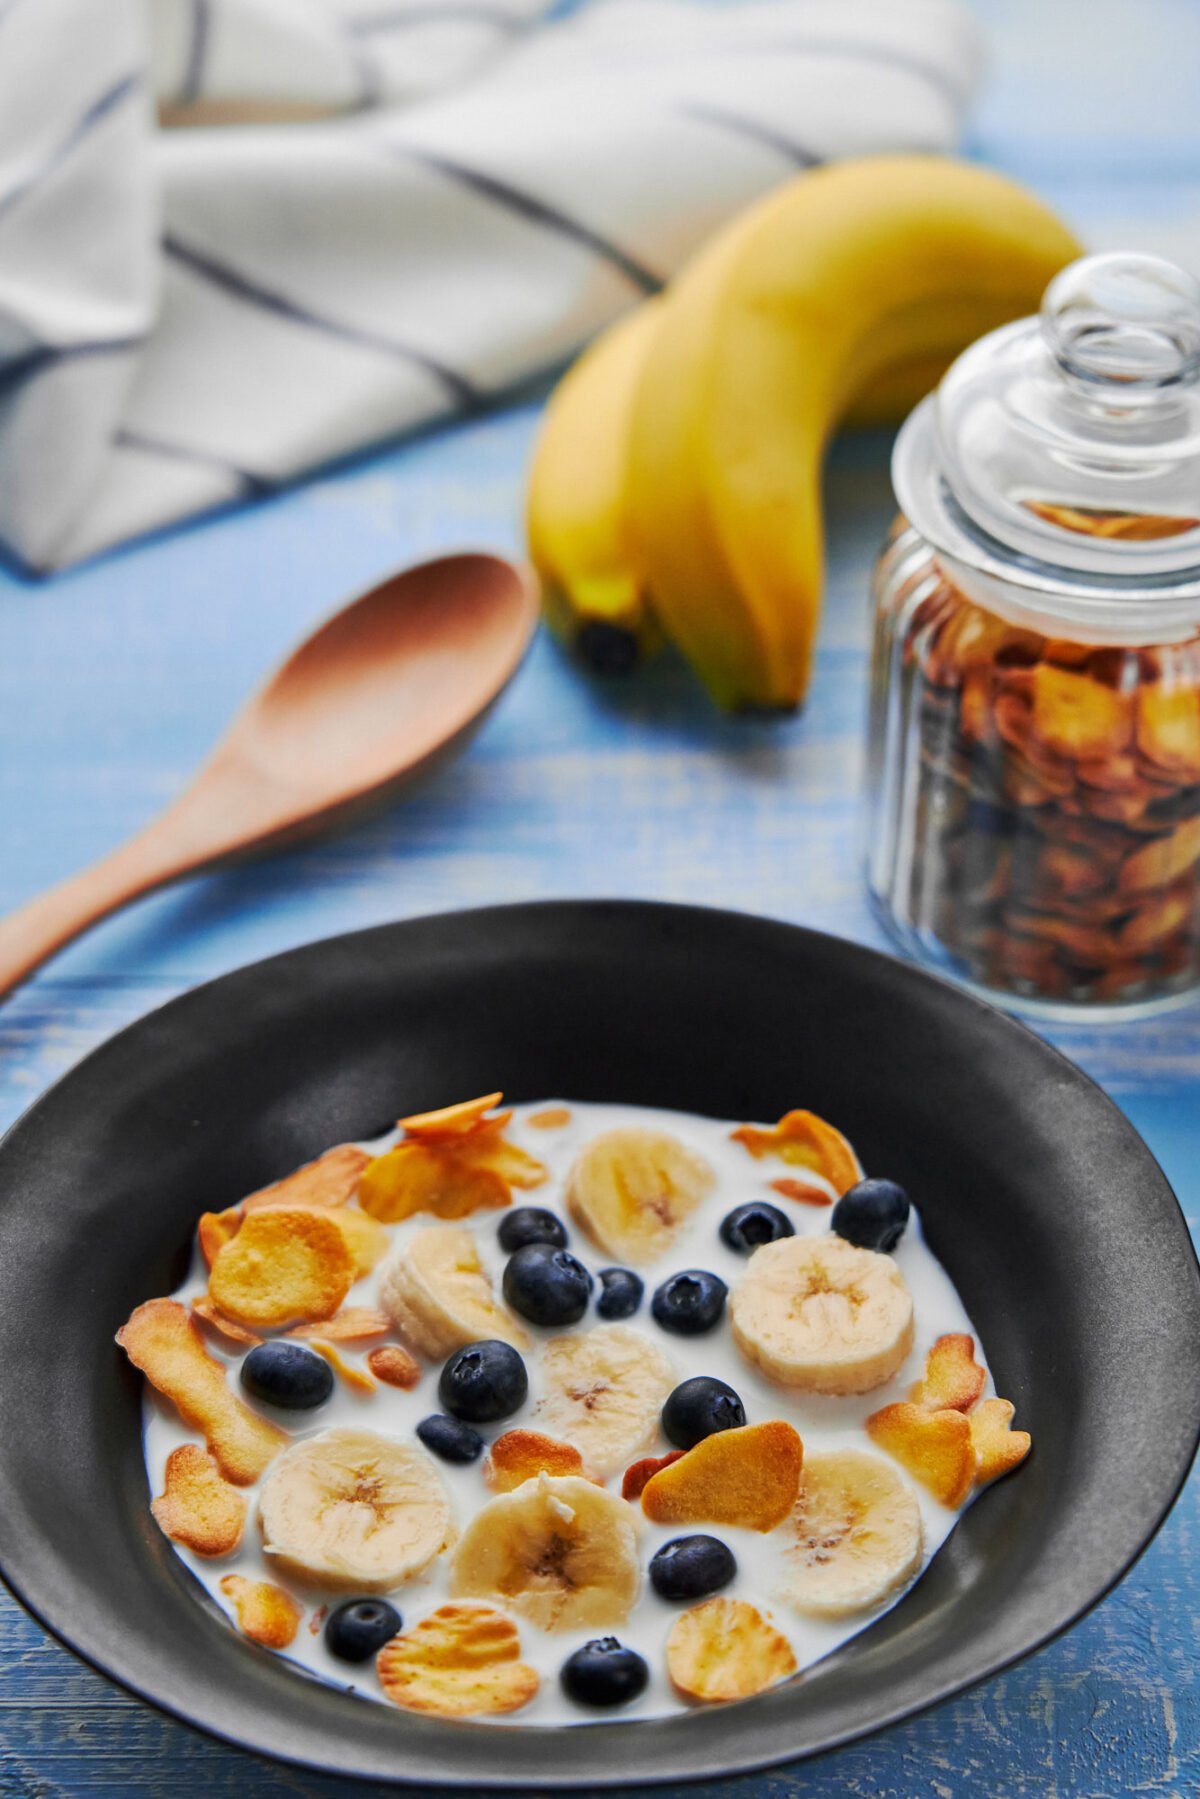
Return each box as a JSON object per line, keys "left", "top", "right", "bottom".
{"left": 142, "top": 1100, "right": 990, "bottom": 1727}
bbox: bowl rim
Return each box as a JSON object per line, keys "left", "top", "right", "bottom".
{"left": 0, "top": 897, "right": 1196, "bottom": 1787}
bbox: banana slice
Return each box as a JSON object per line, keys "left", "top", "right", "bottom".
{"left": 729, "top": 1236, "right": 913, "bottom": 1395}
{"left": 258, "top": 1427, "right": 454, "bottom": 1592}
{"left": 565, "top": 1127, "right": 713, "bottom": 1264}
{"left": 379, "top": 1224, "right": 530, "bottom": 1358}
{"left": 536, "top": 1324, "right": 675, "bottom": 1478}
{"left": 776, "top": 1449, "right": 923, "bottom": 1618}
{"left": 450, "top": 1473, "right": 641, "bottom": 1632}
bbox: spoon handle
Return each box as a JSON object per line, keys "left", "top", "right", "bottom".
{"left": 0, "top": 820, "right": 196, "bottom": 1000}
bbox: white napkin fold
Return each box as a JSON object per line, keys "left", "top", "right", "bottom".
{"left": 0, "top": 0, "right": 980, "bottom": 572}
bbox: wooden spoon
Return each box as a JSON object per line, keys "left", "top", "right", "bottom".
{"left": 0, "top": 552, "right": 539, "bottom": 999}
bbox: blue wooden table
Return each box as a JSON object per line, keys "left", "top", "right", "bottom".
{"left": 2, "top": 1, "right": 1198, "bottom": 1792}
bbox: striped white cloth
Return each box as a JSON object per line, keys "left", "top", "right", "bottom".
{"left": 0, "top": 0, "right": 980, "bottom": 573}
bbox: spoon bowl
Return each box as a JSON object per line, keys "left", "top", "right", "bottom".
{"left": 0, "top": 552, "right": 539, "bottom": 997}
{"left": 237, "top": 553, "right": 535, "bottom": 809}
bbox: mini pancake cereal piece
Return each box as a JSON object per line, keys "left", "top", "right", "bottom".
{"left": 910, "top": 1334, "right": 987, "bottom": 1413}
{"left": 641, "top": 1422, "right": 803, "bottom": 1533}
{"left": 376, "top": 1602, "right": 539, "bottom": 1717}
{"left": 1138, "top": 685, "right": 1200, "bottom": 776}
{"left": 866, "top": 1402, "right": 975, "bottom": 1509}
{"left": 730, "top": 1110, "right": 862, "bottom": 1196}
{"left": 667, "top": 1598, "right": 796, "bottom": 1703}
{"left": 769, "top": 1177, "right": 834, "bottom": 1208}
{"left": 190, "top": 1297, "right": 262, "bottom": 1347}
{"left": 198, "top": 1208, "right": 241, "bottom": 1269}
{"left": 241, "top": 1143, "right": 370, "bottom": 1211}
{"left": 399, "top": 1093, "right": 505, "bottom": 1139}
{"left": 116, "top": 1299, "right": 287, "bottom": 1485}
{"left": 219, "top": 1575, "right": 302, "bottom": 1649}
{"left": 238, "top": 1196, "right": 387, "bottom": 1277}
{"left": 307, "top": 1340, "right": 376, "bottom": 1394}
{"left": 358, "top": 1142, "right": 510, "bottom": 1224}
{"left": 323, "top": 1206, "right": 389, "bottom": 1277}
{"left": 529, "top": 1107, "right": 571, "bottom": 1130}
{"left": 621, "top": 1450, "right": 685, "bottom": 1503}
{"left": 367, "top": 1344, "right": 422, "bottom": 1389}
{"left": 1030, "top": 662, "right": 1133, "bottom": 761}
{"left": 363, "top": 1091, "right": 548, "bottom": 1215}
{"left": 484, "top": 1429, "right": 586, "bottom": 1492}
{"left": 970, "top": 1398, "right": 1032, "bottom": 1486}
{"left": 208, "top": 1205, "right": 353, "bottom": 1328}
{"left": 453, "top": 1124, "right": 548, "bottom": 1191}
{"left": 1120, "top": 816, "right": 1200, "bottom": 894}
{"left": 152, "top": 1445, "right": 247, "bottom": 1558}
{"left": 288, "top": 1306, "right": 391, "bottom": 1342}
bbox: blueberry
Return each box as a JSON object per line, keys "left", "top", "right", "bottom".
{"left": 416, "top": 1414, "right": 485, "bottom": 1463}
{"left": 662, "top": 1376, "right": 746, "bottom": 1449}
{"left": 596, "top": 1267, "right": 643, "bottom": 1320}
{"left": 560, "top": 1637, "right": 649, "bottom": 1708}
{"left": 651, "top": 1269, "right": 727, "bottom": 1335}
{"left": 438, "top": 1340, "right": 528, "bottom": 1423}
{"left": 832, "top": 1178, "right": 910, "bottom": 1252}
{"left": 240, "top": 1341, "right": 333, "bottom": 1410}
{"left": 324, "top": 1598, "right": 402, "bottom": 1663}
{"left": 498, "top": 1206, "right": 568, "bottom": 1253}
{"left": 649, "top": 1535, "right": 737, "bottom": 1602}
{"left": 719, "top": 1201, "right": 795, "bottom": 1255}
{"left": 503, "top": 1242, "right": 593, "bottom": 1327}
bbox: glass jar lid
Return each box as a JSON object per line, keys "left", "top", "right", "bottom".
{"left": 894, "top": 253, "right": 1200, "bottom": 631}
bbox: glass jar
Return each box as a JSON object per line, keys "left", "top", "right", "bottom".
{"left": 867, "top": 254, "right": 1200, "bottom": 1017}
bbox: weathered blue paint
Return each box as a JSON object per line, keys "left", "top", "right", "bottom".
{"left": 1, "top": 1, "right": 1198, "bottom": 1791}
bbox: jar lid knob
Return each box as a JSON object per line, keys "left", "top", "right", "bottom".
{"left": 893, "top": 249, "right": 1200, "bottom": 601}
{"left": 1040, "top": 252, "right": 1200, "bottom": 392}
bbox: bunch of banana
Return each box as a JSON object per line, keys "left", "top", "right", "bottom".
{"left": 526, "top": 155, "right": 1082, "bottom": 707}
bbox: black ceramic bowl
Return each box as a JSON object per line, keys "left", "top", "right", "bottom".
{"left": 0, "top": 901, "right": 1196, "bottom": 1787}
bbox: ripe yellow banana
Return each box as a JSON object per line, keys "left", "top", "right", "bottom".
{"left": 626, "top": 155, "right": 1083, "bottom": 708}
{"left": 526, "top": 303, "right": 662, "bottom": 674}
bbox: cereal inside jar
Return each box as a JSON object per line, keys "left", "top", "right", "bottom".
{"left": 867, "top": 254, "right": 1200, "bottom": 1015}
